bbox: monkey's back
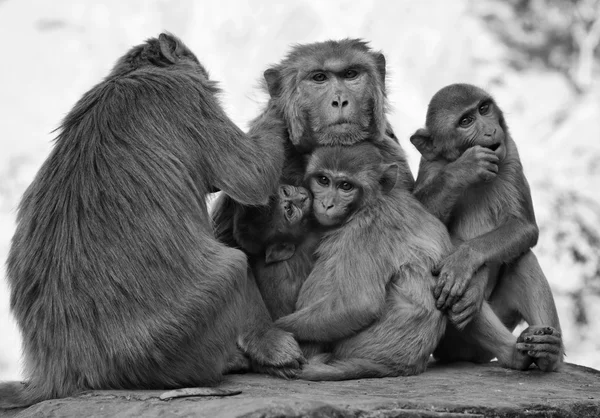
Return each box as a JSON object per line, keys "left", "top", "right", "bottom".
{"left": 6, "top": 69, "right": 245, "bottom": 397}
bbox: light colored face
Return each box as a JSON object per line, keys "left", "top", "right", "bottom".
{"left": 296, "top": 58, "right": 373, "bottom": 145}
{"left": 452, "top": 99, "right": 507, "bottom": 161}
{"left": 308, "top": 173, "right": 359, "bottom": 227}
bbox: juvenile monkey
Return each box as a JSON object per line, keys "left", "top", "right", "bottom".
{"left": 235, "top": 185, "right": 319, "bottom": 320}
{"left": 275, "top": 144, "right": 451, "bottom": 380}
{"left": 410, "top": 83, "right": 563, "bottom": 372}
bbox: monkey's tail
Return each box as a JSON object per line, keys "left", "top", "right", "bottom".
{"left": 298, "top": 358, "right": 401, "bottom": 381}
{"left": 0, "top": 381, "right": 53, "bottom": 409}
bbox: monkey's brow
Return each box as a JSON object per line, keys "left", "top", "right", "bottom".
{"left": 458, "top": 98, "right": 490, "bottom": 118}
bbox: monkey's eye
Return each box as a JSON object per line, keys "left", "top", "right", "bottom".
{"left": 317, "top": 176, "right": 330, "bottom": 186}
{"left": 479, "top": 103, "right": 490, "bottom": 115}
{"left": 338, "top": 181, "right": 354, "bottom": 191}
{"left": 458, "top": 116, "right": 473, "bottom": 128}
{"left": 312, "top": 72, "right": 327, "bottom": 82}
{"left": 344, "top": 69, "right": 358, "bottom": 79}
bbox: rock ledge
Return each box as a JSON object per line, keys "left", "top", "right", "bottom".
{"left": 6, "top": 362, "right": 600, "bottom": 418}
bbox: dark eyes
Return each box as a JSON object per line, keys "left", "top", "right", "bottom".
{"left": 459, "top": 115, "right": 474, "bottom": 128}
{"left": 344, "top": 69, "right": 358, "bottom": 79}
{"left": 317, "top": 176, "right": 330, "bottom": 186}
{"left": 338, "top": 181, "right": 354, "bottom": 191}
{"left": 312, "top": 72, "right": 327, "bottom": 82}
{"left": 479, "top": 102, "right": 491, "bottom": 115}
{"left": 312, "top": 70, "right": 358, "bottom": 82}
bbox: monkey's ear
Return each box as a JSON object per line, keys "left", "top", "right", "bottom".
{"left": 264, "top": 68, "right": 282, "bottom": 97}
{"left": 374, "top": 53, "right": 386, "bottom": 86}
{"left": 158, "top": 33, "right": 185, "bottom": 63}
{"left": 410, "top": 128, "right": 437, "bottom": 161}
{"left": 265, "top": 242, "right": 296, "bottom": 264}
{"left": 380, "top": 163, "right": 399, "bottom": 194}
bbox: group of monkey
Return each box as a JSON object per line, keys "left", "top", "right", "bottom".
{"left": 0, "top": 33, "right": 563, "bottom": 409}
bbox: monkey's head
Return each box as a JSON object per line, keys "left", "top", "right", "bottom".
{"left": 270, "top": 185, "right": 313, "bottom": 239}
{"left": 264, "top": 39, "right": 388, "bottom": 153}
{"left": 305, "top": 144, "right": 398, "bottom": 227}
{"left": 234, "top": 185, "right": 312, "bottom": 257}
{"left": 109, "top": 33, "right": 211, "bottom": 81}
{"left": 410, "top": 84, "right": 508, "bottom": 162}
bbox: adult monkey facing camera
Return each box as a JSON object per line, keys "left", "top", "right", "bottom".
{"left": 0, "top": 33, "right": 303, "bottom": 409}
{"left": 212, "top": 39, "right": 415, "bottom": 251}
{"left": 410, "top": 83, "right": 563, "bottom": 372}
{"left": 275, "top": 144, "right": 452, "bottom": 380}
{"left": 262, "top": 39, "right": 414, "bottom": 187}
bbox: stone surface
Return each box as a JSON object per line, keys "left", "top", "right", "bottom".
{"left": 4, "top": 362, "right": 600, "bottom": 418}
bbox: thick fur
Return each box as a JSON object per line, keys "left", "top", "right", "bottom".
{"left": 233, "top": 186, "right": 318, "bottom": 320}
{"left": 211, "top": 40, "right": 414, "bottom": 342}
{"left": 1, "top": 33, "right": 290, "bottom": 408}
{"left": 275, "top": 144, "right": 449, "bottom": 380}
{"left": 411, "top": 83, "right": 563, "bottom": 372}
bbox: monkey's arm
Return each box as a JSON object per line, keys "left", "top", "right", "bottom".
{"left": 415, "top": 146, "right": 500, "bottom": 223}
{"left": 414, "top": 160, "right": 469, "bottom": 223}
{"left": 435, "top": 176, "right": 538, "bottom": 311}
{"left": 275, "top": 259, "right": 390, "bottom": 342}
{"left": 211, "top": 103, "right": 286, "bottom": 206}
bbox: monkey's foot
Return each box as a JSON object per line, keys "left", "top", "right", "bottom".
{"left": 516, "top": 326, "right": 563, "bottom": 372}
{"left": 239, "top": 327, "right": 305, "bottom": 375}
{"left": 497, "top": 343, "right": 534, "bottom": 371}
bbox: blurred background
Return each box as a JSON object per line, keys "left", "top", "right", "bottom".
{"left": 1, "top": 0, "right": 599, "bottom": 380}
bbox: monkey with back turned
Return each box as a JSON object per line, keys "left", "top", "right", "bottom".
{"left": 0, "top": 33, "right": 304, "bottom": 409}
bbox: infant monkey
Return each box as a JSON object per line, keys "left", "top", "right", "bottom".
{"left": 235, "top": 185, "right": 320, "bottom": 320}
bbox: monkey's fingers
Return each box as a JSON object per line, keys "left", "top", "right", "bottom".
{"left": 521, "top": 334, "right": 562, "bottom": 345}
{"left": 516, "top": 342, "right": 562, "bottom": 355}
{"left": 435, "top": 282, "right": 452, "bottom": 309}
{"left": 449, "top": 307, "right": 476, "bottom": 331}
{"left": 433, "top": 277, "right": 446, "bottom": 300}
{"left": 535, "top": 326, "right": 561, "bottom": 337}
{"left": 518, "top": 325, "right": 561, "bottom": 342}
{"left": 442, "top": 280, "right": 468, "bottom": 310}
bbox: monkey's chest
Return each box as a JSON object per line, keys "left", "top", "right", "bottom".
{"left": 448, "top": 189, "right": 501, "bottom": 241}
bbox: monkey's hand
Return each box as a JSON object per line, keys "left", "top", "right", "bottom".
{"left": 433, "top": 246, "right": 483, "bottom": 311}
{"left": 449, "top": 145, "right": 499, "bottom": 187}
{"left": 239, "top": 326, "right": 305, "bottom": 379}
{"left": 516, "top": 326, "right": 563, "bottom": 372}
{"left": 446, "top": 271, "right": 486, "bottom": 330}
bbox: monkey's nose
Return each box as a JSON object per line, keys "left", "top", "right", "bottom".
{"left": 322, "top": 201, "right": 334, "bottom": 210}
{"left": 331, "top": 97, "right": 349, "bottom": 108}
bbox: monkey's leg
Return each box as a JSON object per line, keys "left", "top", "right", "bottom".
{"left": 434, "top": 266, "right": 533, "bottom": 369}
{"left": 489, "top": 251, "right": 563, "bottom": 372}
{"left": 300, "top": 276, "right": 447, "bottom": 381}
{"left": 238, "top": 268, "right": 305, "bottom": 378}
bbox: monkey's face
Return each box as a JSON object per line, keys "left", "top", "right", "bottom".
{"left": 308, "top": 173, "right": 360, "bottom": 227}
{"left": 411, "top": 87, "right": 509, "bottom": 163}
{"left": 295, "top": 62, "right": 375, "bottom": 147}
{"left": 447, "top": 98, "right": 507, "bottom": 162}
{"left": 277, "top": 185, "right": 312, "bottom": 224}
{"left": 271, "top": 185, "right": 313, "bottom": 239}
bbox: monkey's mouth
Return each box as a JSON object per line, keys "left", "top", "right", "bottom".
{"left": 486, "top": 142, "right": 501, "bottom": 152}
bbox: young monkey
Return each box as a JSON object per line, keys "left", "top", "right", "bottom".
{"left": 410, "top": 83, "right": 563, "bottom": 372}
{"left": 234, "top": 185, "right": 320, "bottom": 321}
